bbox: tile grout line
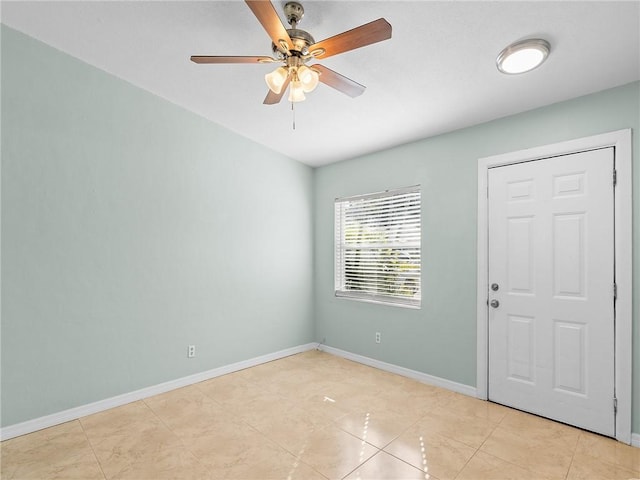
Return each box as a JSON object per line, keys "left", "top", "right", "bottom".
{"left": 140, "top": 395, "right": 226, "bottom": 477}
{"left": 241, "top": 419, "right": 331, "bottom": 480}
{"left": 281, "top": 433, "right": 329, "bottom": 480}
{"left": 453, "top": 406, "right": 552, "bottom": 479}
{"left": 140, "top": 397, "right": 188, "bottom": 447}
{"left": 382, "top": 449, "right": 434, "bottom": 478}
{"left": 141, "top": 390, "right": 250, "bottom": 473}
{"left": 77, "top": 418, "right": 108, "bottom": 480}
{"left": 451, "top": 419, "right": 499, "bottom": 479}
{"left": 455, "top": 449, "right": 549, "bottom": 480}
{"left": 339, "top": 449, "right": 382, "bottom": 480}
{"left": 563, "top": 454, "right": 576, "bottom": 480}
{"left": 171, "top": 376, "right": 329, "bottom": 479}
{"left": 141, "top": 386, "right": 324, "bottom": 479}
{"left": 190, "top": 367, "right": 326, "bottom": 473}
{"left": 468, "top": 413, "right": 578, "bottom": 480}
{"left": 575, "top": 431, "right": 640, "bottom": 474}
{"left": 563, "top": 430, "right": 584, "bottom": 480}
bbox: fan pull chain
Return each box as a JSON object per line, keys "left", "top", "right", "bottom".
{"left": 291, "top": 102, "right": 296, "bottom": 130}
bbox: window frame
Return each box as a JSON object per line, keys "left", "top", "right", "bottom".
{"left": 334, "top": 185, "right": 421, "bottom": 309}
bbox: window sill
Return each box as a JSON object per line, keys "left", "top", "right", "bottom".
{"left": 334, "top": 292, "right": 421, "bottom": 309}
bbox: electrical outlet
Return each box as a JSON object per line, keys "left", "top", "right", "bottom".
{"left": 187, "top": 345, "right": 196, "bottom": 358}
{"left": 375, "top": 332, "right": 381, "bottom": 344}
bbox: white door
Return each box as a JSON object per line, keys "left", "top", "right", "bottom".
{"left": 487, "top": 147, "right": 615, "bottom": 436}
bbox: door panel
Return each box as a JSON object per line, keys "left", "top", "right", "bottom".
{"left": 507, "top": 217, "right": 535, "bottom": 294}
{"left": 553, "top": 320, "right": 585, "bottom": 394}
{"left": 507, "top": 315, "right": 535, "bottom": 383}
{"left": 488, "top": 148, "right": 615, "bottom": 436}
{"left": 553, "top": 213, "right": 585, "bottom": 297}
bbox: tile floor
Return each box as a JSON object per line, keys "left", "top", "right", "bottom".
{"left": 1, "top": 350, "right": 639, "bottom": 479}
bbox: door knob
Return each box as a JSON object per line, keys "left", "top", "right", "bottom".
{"left": 490, "top": 299, "right": 500, "bottom": 308}
{"left": 491, "top": 283, "right": 499, "bottom": 291}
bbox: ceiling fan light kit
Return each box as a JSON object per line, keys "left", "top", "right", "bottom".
{"left": 288, "top": 79, "right": 306, "bottom": 102}
{"left": 265, "top": 66, "right": 288, "bottom": 94}
{"left": 497, "top": 38, "right": 551, "bottom": 74}
{"left": 190, "top": 1, "right": 392, "bottom": 105}
{"left": 264, "top": 55, "right": 320, "bottom": 102}
{"left": 297, "top": 65, "right": 319, "bottom": 92}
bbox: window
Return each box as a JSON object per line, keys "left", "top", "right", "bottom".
{"left": 334, "top": 186, "right": 421, "bottom": 308}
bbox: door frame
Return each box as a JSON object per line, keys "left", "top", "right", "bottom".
{"left": 476, "top": 129, "right": 632, "bottom": 444}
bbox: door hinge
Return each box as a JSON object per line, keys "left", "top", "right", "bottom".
{"left": 613, "top": 169, "right": 617, "bottom": 186}
{"left": 613, "top": 397, "right": 618, "bottom": 414}
{"left": 613, "top": 282, "right": 617, "bottom": 302}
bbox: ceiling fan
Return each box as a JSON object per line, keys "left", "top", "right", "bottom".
{"left": 190, "top": 1, "right": 392, "bottom": 104}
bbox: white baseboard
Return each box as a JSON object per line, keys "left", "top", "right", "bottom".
{"left": 4, "top": 342, "right": 637, "bottom": 448}
{"left": 318, "top": 345, "right": 477, "bottom": 398}
{"left": 0, "top": 343, "right": 317, "bottom": 441}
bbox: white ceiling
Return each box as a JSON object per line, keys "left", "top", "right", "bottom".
{"left": 2, "top": 1, "right": 639, "bottom": 167}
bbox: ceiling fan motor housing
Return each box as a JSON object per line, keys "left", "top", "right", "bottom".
{"left": 272, "top": 28, "right": 315, "bottom": 57}
{"left": 284, "top": 2, "right": 304, "bottom": 26}
{"left": 270, "top": 1, "right": 315, "bottom": 58}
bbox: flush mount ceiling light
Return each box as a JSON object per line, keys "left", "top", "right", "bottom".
{"left": 496, "top": 38, "right": 551, "bottom": 74}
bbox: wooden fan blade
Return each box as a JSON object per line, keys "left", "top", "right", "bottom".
{"left": 263, "top": 74, "right": 291, "bottom": 105}
{"left": 245, "top": 1, "right": 294, "bottom": 53}
{"left": 313, "top": 64, "right": 365, "bottom": 97}
{"left": 191, "top": 56, "right": 275, "bottom": 64}
{"left": 309, "top": 18, "right": 391, "bottom": 59}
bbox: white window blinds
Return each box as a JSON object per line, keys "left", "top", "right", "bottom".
{"left": 334, "top": 186, "right": 421, "bottom": 308}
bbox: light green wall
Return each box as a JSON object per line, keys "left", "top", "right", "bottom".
{"left": 1, "top": 26, "right": 315, "bottom": 427}
{"left": 2, "top": 23, "right": 639, "bottom": 437}
{"left": 314, "top": 81, "right": 640, "bottom": 433}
